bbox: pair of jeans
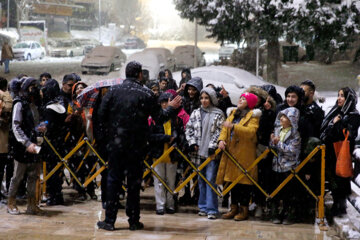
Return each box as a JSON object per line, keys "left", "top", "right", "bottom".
{"left": 3, "top": 59, "right": 9, "bottom": 73}
{"left": 198, "top": 158, "right": 219, "bottom": 214}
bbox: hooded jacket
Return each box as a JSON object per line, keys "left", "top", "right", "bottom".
{"left": 183, "top": 77, "right": 203, "bottom": 115}
{"left": 271, "top": 107, "right": 301, "bottom": 173}
{"left": 9, "top": 81, "right": 40, "bottom": 163}
{"left": 41, "top": 79, "right": 67, "bottom": 156}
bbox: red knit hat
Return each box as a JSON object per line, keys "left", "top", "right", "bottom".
{"left": 241, "top": 92, "right": 258, "bottom": 109}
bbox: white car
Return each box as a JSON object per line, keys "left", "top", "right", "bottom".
{"left": 49, "top": 39, "right": 84, "bottom": 57}
{"left": 12, "top": 41, "right": 45, "bottom": 60}
{"left": 142, "top": 48, "right": 175, "bottom": 71}
{"left": 173, "top": 66, "right": 286, "bottom": 103}
{"left": 120, "top": 51, "right": 166, "bottom": 80}
{"left": 173, "top": 45, "right": 206, "bottom": 71}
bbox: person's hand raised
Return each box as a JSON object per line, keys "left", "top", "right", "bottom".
{"left": 168, "top": 95, "right": 182, "bottom": 109}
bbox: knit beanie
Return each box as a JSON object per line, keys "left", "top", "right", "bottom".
{"left": 166, "top": 89, "right": 178, "bottom": 98}
{"left": 241, "top": 92, "right": 258, "bottom": 109}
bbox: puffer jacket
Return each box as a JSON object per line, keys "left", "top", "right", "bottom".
{"left": 185, "top": 107, "right": 224, "bottom": 152}
{"left": 271, "top": 107, "right": 301, "bottom": 172}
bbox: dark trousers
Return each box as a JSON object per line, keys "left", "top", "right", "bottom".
{"left": 0, "top": 153, "right": 13, "bottom": 193}
{"left": 104, "top": 149, "right": 143, "bottom": 225}
{"left": 271, "top": 171, "right": 298, "bottom": 212}
{"left": 231, "top": 184, "right": 253, "bottom": 206}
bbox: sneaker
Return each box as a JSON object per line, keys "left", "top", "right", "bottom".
{"left": 207, "top": 214, "right": 217, "bottom": 220}
{"left": 129, "top": 221, "right": 144, "bottom": 231}
{"left": 272, "top": 217, "right": 281, "bottom": 224}
{"left": 97, "top": 221, "right": 115, "bottom": 231}
{"left": 156, "top": 209, "right": 165, "bottom": 215}
{"left": 198, "top": 211, "right": 207, "bottom": 216}
{"left": 166, "top": 208, "right": 175, "bottom": 214}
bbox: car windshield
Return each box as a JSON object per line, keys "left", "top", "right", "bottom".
{"left": 55, "top": 41, "right": 73, "bottom": 48}
{"left": 14, "top": 43, "right": 30, "bottom": 49}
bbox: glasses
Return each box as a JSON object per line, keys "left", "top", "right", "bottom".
{"left": 66, "top": 83, "right": 74, "bottom": 87}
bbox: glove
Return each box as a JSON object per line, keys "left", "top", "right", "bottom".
{"left": 208, "top": 148, "right": 216, "bottom": 156}
{"left": 189, "top": 144, "right": 198, "bottom": 152}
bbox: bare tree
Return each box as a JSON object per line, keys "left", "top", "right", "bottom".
{"left": 15, "top": 0, "right": 40, "bottom": 21}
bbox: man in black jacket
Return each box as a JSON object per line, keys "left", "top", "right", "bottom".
{"left": 97, "top": 61, "right": 181, "bottom": 231}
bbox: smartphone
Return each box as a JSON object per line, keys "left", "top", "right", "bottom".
{"left": 34, "top": 146, "right": 41, "bottom": 154}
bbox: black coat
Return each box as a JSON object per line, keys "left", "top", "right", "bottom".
{"left": 257, "top": 108, "right": 276, "bottom": 146}
{"left": 148, "top": 115, "right": 186, "bottom": 161}
{"left": 299, "top": 101, "right": 324, "bottom": 141}
{"left": 321, "top": 107, "right": 360, "bottom": 197}
{"left": 97, "top": 78, "right": 175, "bottom": 158}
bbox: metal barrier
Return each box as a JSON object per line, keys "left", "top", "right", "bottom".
{"left": 41, "top": 135, "right": 327, "bottom": 229}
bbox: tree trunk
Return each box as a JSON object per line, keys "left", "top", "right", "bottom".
{"left": 266, "top": 39, "right": 280, "bottom": 84}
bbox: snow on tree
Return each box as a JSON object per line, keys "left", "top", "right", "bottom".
{"left": 15, "top": 0, "right": 40, "bottom": 21}
{"left": 174, "top": 0, "right": 360, "bottom": 84}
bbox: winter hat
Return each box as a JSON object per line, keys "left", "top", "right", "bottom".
{"left": 158, "top": 92, "right": 173, "bottom": 103}
{"left": 200, "top": 87, "right": 218, "bottom": 106}
{"left": 240, "top": 92, "right": 258, "bottom": 109}
{"left": 166, "top": 89, "right": 178, "bottom": 98}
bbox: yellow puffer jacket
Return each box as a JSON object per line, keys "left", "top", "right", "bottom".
{"left": 216, "top": 109, "right": 261, "bottom": 185}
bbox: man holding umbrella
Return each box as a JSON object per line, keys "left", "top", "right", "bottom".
{"left": 97, "top": 61, "right": 182, "bottom": 231}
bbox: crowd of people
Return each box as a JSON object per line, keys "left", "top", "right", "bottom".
{"left": 0, "top": 60, "right": 359, "bottom": 231}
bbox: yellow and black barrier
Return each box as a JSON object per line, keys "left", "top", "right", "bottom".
{"left": 219, "top": 145, "right": 326, "bottom": 229}
{"left": 41, "top": 134, "right": 327, "bottom": 228}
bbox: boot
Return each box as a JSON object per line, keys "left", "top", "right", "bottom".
{"left": 234, "top": 206, "right": 249, "bottom": 221}
{"left": 222, "top": 204, "right": 239, "bottom": 219}
{"left": 7, "top": 197, "right": 20, "bottom": 215}
{"left": 26, "top": 197, "right": 45, "bottom": 215}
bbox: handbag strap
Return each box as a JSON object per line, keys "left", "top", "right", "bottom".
{"left": 342, "top": 129, "right": 349, "bottom": 141}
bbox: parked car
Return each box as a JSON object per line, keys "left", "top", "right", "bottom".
{"left": 81, "top": 46, "right": 126, "bottom": 74}
{"left": 143, "top": 47, "right": 176, "bottom": 71}
{"left": 124, "top": 37, "right": 146, "bottom": 49}
{"left": 173, "top": 66, "right": 286, "bottom": 103}
{"left": 173, "top": 45, "right": 206, "bottom": 70}
{"left": 48, "top": 39, "right": 84, "bottom": 57}
{"left": 120, "top": 51, "right": 165, "bottom": 80}
{"left": 76, "top": 38, "right": 101, "bottom": 55}
{"left": 12, "top": 41, "right": 45, "bottom": 60}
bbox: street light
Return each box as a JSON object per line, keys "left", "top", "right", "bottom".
{"left": 98, "top": 0, "right": 101, "bottom": 42}
{"left": 7, "top": 0, "right": 9, "bottom": 30}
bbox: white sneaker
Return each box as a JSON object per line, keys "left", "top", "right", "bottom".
{"left": 198, "top": 211, "right": 207, "bottom": 216}
{"left": 207, "top": 214, "right": 217, "bottom": 220}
